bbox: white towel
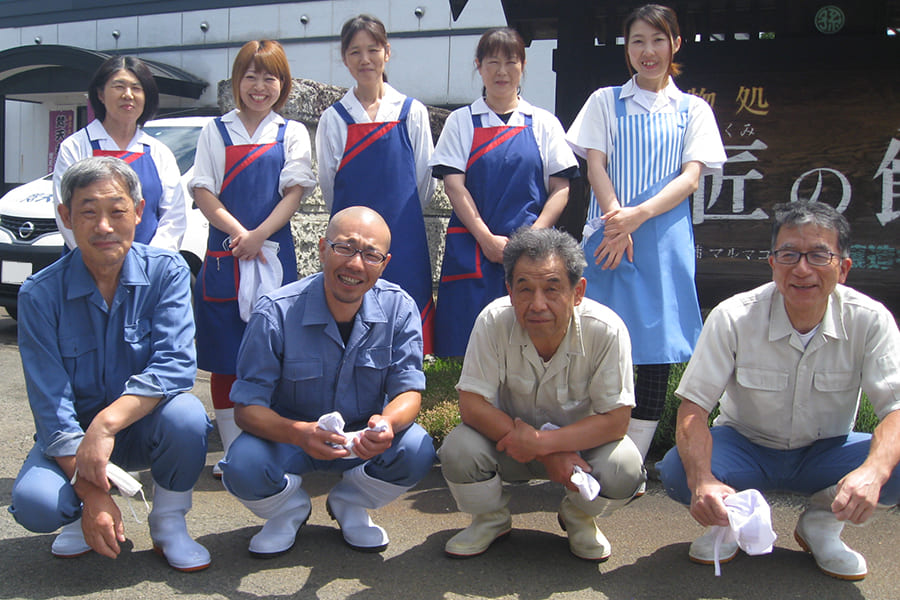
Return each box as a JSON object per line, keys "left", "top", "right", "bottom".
{"left": 238, "top": 240, "right": 282, "bottom": 322}
{"left": 711, "top": 489, "right": 777, "bottom": 576}
{"left": 539, "top": 423, "right": 601, "bottom": 501}
{"left": 317, "top": 411, "right": 389, "bottom": 459}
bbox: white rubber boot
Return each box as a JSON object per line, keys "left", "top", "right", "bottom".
{"left": 794, "top": 485, "right": 868, "bottom": 580}
{"left": 688, "top": 527, "right": 739, "bottom": 565}
{"left": 212, "top": 408, "right": 241, "bottom": 479}
{"left": 326, "top": 465, "right": 409, "bottom": 552}
{"left": 626, "top": 418, "right": 658, "bottom": 461}
{"left": 241, "top": 473, "right": 310, "bottom": 558}
{"left": 445, "top": 475, "right": 512, "bottom": 558}
{"left": 51, "top": 518, "right": 92, "bottom": 558}
{"left": 557, "top": 497, "right": 611, "bottom": 561}
{"left": 148, "top": 486, "right": 211, "bottom": 572}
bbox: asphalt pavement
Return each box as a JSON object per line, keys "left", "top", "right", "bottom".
{"left": 0, "top": 307, "right": 897, "bottom": 600}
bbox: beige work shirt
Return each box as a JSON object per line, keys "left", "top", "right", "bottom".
{"left": 457, "top": 296, "right": 635, "bottom": 428}
{"left": 676, "top": 282, "right": 900, "bottom": 450}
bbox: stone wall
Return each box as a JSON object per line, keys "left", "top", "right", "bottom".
{"left": 217, "top": 78, "right": 452, "bottom": 284}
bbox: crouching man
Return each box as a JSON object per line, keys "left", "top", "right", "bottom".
{"left": 658, "top": 200, "right": 900, "bottom": 580}
{"left": 439, "top": 228, "right": 645, "bottom": 561}
{"left": 9, "top": 156, "right": 212, "bottom": 571}
{"left": 220, "top": 206, "right": 435, "bottom": 556}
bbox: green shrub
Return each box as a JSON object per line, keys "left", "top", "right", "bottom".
{"left": 418, "top": 400, "right": 462, "bottom": 446}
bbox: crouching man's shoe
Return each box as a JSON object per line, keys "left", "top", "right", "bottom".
{"left": 794, "top": 486, "right": 868, "bottom": 581}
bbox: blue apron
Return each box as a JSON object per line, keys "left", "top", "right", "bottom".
{"left": 434, "top": 109, "right": 545, "bottom": 357}
{"left": 194, "top": 118, "right": 297, "bottom": 373}
{"left": 90, "top": 139, "right": 162, "bottom": 244}
{"left": 583, "top": 86, "right": 701, "bottom": 364}
{"left": 331, "top": 97, "right": 434, "bottom": 354}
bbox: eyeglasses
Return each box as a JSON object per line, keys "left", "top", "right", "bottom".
{"left": 326, "top": 239, "right": 387, "bottom": 265}
{"left": 771, "top": 249, "right": 837, "bottom": 266}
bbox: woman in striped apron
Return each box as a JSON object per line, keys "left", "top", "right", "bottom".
{"left": 316, "top": 14, "right": 436, "bottom": 353}
{"left": 53, "top": 56, "right": 185, "bottom": 252}
{"left": 567, "top": 4, "right": 726, "bottom": 459}
{"left": 430, "top": 28, "right": 578, "bottom": 357}
{"left": 190, "top": 40, "right": 316, "bottom": 476}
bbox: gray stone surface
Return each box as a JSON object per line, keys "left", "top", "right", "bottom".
{"left": 218, "top": 77, "right": 452, "bottom": 283}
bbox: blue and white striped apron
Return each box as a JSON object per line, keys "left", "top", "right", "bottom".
{"left": 582, "top": 86, "right": 701, "bottom": 364}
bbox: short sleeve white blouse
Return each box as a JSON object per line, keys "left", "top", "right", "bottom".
{"left": 566, "top": 76, "right": 726, "bottom": 176}
{"left": 189, "top": 109, "right": 316, "bottom": 199}
{"left": 430, "top": 96, "right": 578, "bottom": 192}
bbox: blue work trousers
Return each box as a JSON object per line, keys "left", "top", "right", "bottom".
{"left": 658, "top": 425, "right": 900, "bottom": 505}
{"left": 221, "top": 423, "right": 436, "bottom": 500}
{"left": 9, "top": 393, "right": 211, "bottom": 533}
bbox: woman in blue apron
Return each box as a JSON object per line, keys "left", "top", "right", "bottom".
{"left": 566, "top": 4, "right": 726, "bottom": 459}
{"left": 190, "top": 40, "right": 316, "bottom": 476}
{"left": 316, "top": 15, "right": 436, "bottom": 353}
{"left": 430, "top": 28, "right": 578, "bottom": 358}
{"left": 53, "top": 55, "right": 185, "bottom": 251}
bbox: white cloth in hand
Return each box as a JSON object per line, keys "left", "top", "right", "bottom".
{"left": 539, "top": 422, "right": 601, "bottom": 501}
{"left": 710, "top": 488, "right": 777, "bottom": 576}
{"left": 238, "top": 240, "right": 282, "bottom": 322}
{"left": 317, "top": 411, "right": 389, "bottom": 459}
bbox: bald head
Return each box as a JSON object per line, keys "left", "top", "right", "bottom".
{"left": 326, "top": 206, "right": 391, "bottom": 252}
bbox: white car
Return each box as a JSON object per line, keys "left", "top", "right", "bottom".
{"left": 0, "top": 116, "right": 212, "bottom": 319}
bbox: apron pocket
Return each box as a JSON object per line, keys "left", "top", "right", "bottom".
{"left": 440, "top": 227, "right": 483, "bottom": 282}
{"left": 202, "top": 250, "right": 239, "bottom": 302}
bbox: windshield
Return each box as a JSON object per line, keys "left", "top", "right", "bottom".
{"left": 142, "top": 126, "right": 204, "bottom": 175}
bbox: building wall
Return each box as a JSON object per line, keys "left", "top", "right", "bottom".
{"left": 1, "top": 1, "right": 559, "bottom": 185}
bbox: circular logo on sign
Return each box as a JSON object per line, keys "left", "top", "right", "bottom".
{"left": 18, "top": 221, "right": 35, "bottom": 239}
{"left": 815, "top": 5, "right": 845, "bottom": 34}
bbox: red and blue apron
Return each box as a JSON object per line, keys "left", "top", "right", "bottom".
{"left": 434, "top": 109, "right": 545, "bottom": 357}
{"left": 582, "top": 87, "right": 701, "bottom": 364}
{"left": 331, "top": 97, "right": 435, "bottom": 354}
{"left": 90, "top": 138, "right": 162, "bottom": 244}
{"left": 194, "top": 118, "right": 297, "bottom": 373}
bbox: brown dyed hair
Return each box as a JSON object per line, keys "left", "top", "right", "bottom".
{"left": 231, "top": 40, "right": 292, "bottom": 112}
{"left": 475, "top": 27, "right": 526, "bottom": 66}
{"left": 340, "top": 14, "right": 390, "bottom": 82}
{"left": 624, "top": 4, "right": 683, "bottom": 77}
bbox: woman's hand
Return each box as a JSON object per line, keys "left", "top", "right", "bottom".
{"left": 229, "top": 228, "right": 266, "bottom": 262}
{"left": 602, "top": 206, "right": 645, "bottom": 238}
{"left": 594, "top": 232, "right": 633, "bottom": 270}
{"left": 480, "top": 234, "right": 509, "bottom": 264}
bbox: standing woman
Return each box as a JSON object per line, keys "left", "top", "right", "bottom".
{"left": 316, "top": 14, "right": 436, "bottom": 353}
{"left": 566, "top": 4, "right": 726, "bottom": 459}
{"left": 53, "top": 56, "right": 185, "bottom": 251}
{"left": 430, "top": 28, "right": 578, "bottom": 357}
{"left": 190, "top": 40, "right": 316, "bottom": 474}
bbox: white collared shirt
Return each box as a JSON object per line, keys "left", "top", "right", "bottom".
{"left": 52, "top": 119, "right": 186, "bottom": 251}
{"left": 315, "top": 83, "right": 435, "bottom": 211}
{"left": 676, "top": 282, "right": 900, "bottom": 449}
{"left": 457, "top": 296, "right": 635, "bottom": 428}
{"left": 566, "top": 75, "right": 726, "bottom": 175}
{"left": 430, "top": 96, "right": 577, "bottom": 192}
{"left": 189, "top": 109, "right": 316, "bottom": 200}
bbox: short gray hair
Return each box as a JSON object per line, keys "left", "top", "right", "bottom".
{"left": 503, "top": 227, "right": 586, "bottom": 287}
{"left": 771, "top": 200, "right": 850, "bottom": 257}
{"left": 59, "top": 156, "right": 143, "bottom": 209}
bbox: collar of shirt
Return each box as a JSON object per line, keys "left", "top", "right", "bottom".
{"left": 340, "top": 83, "right": 404, "bottom": 123}
{"left": 221, "top": 109, "right": 285, "bottom": 142}
{"left": 301, "top": 273, "right": 390, "bottom": 328}
{"left": 620, "top": 75, "right": 683, "bottom": 113}
{"left": 508, "top": 307, "right": 586, "bottom": 370}
{"left": 66, "top": 245, "right": 151, "bottom": 301}
{"left": 767, "top": 284, "right": 845, "bottom": 345}
{"left": 469, "top": 96, "right": 535, "bottom": 124}
{"left": 86, "top": 118, "right": 150, "bottom": 150}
